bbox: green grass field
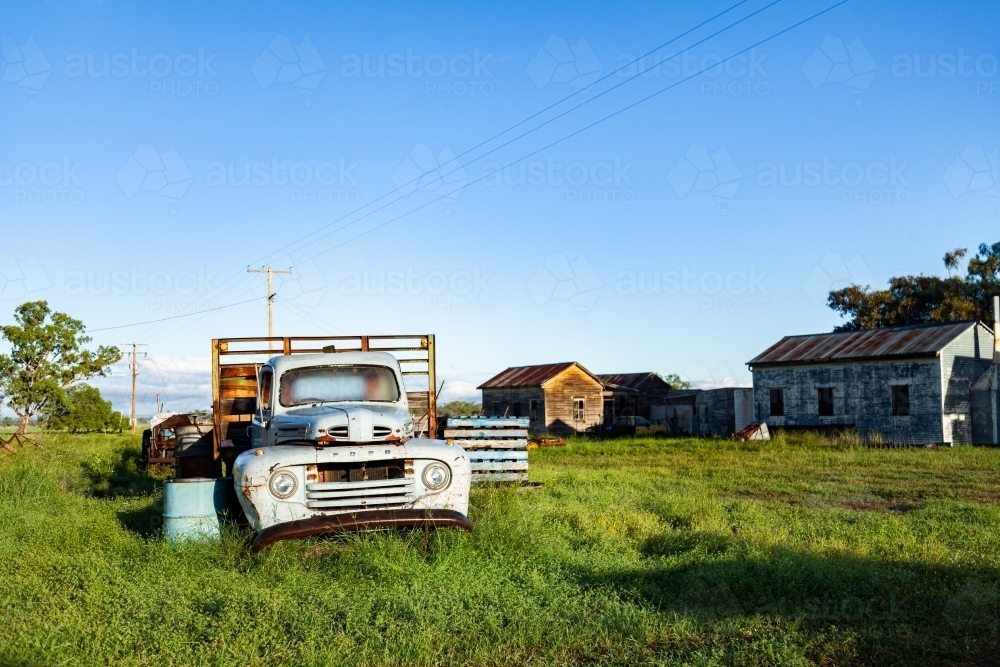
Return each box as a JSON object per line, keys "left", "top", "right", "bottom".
{"left": 0, "top": 432, "right": 997, "bottom": 666}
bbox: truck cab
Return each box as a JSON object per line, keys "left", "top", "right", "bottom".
{"left": 232, "top": 350, "right": 472, "bottom": 551}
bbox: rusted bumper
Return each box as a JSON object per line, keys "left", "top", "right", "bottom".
{"left": 251, "top": 508, "right": 473, "bottom": 552}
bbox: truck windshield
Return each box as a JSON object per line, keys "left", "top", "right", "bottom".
{"left": 279, "top": 365, "right": 400, "bottom": 406}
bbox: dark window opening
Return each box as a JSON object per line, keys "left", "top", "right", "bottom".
{"left": 259, "top": 369, "right": 273, "bottom": 412}
{"left": 891, "top": 385, "right": 910, "bottom": 416}
{"left": 502, "top": 402, "right": 521, "bottom": 417}
{"left": 818, "top": 388, "right": 835, "bottom": 416}
{"left": 573, "top": 398, "right": 586, "bottom": 421}
{"left": 492, "top": 401, "right": 499, "bottom": 416}
{"left": 769, "top": 388, "right": 784, "bottom": 417}
{"left": 529, "top": 399, "right": 540, "bottom": 421}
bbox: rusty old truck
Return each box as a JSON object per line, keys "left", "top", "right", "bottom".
{"left": 195, "top": 335, "right": 471, "bottom": 551}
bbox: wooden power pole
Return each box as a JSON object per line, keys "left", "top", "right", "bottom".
{"left": 123, "top": 342, "right": 148, "bottom": 434}
{"left": 247, "top": 266, "right": 293, "bottom": 347}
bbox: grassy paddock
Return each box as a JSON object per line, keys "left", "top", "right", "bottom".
{"left": 0, "top": 433, "right": 998, "bottom": 666}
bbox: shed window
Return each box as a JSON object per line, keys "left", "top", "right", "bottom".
{"left": 573, "top": 398, "right": 586, "bottom": 421}
{"left": 818, "top": 388, "right": 835, "bottom": 416}
{"left": 891, "top": 385, "right": 910, "bottom": 417}
{"left": 769, "top": 388, "right": 784, "bottom": 417}
{"left": 529, "top": 399, "right": 540, "bottom": 421}
{"left": 492, "top": 401, "right": 499, "bottom": 416}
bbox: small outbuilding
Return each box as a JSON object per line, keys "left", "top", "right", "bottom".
{"left": 748, "top": 320, "right": 996, "bottom": 445}
{"left": 597, "top": 372, "right": 675, "bottom": 423}
{"left": 664, "top": 387, "right": 755, "bottom": 436}
{"left": 479, "top": 362, "right": 604, "bottom": 435}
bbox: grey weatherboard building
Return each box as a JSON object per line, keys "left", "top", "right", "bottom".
{"left": 747, "top": 320, "right": 997, "bottom": 445}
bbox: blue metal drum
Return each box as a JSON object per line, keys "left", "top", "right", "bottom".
{"left": 163, "top": 477, "right": 230, "bottom": 543}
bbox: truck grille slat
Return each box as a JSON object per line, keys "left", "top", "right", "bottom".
{"left": 308, "top": 483, "right": 413, "bottom": 500}
{"left": 308, "top": 495, "right": 413, "bottom": 509}
{"left": 307, "top": 479, "right": 414, "bottom": 492}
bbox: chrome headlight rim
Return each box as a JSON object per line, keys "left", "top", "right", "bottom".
{"left": 421, "top": 462, "right": 451, "bottom": 491}
{"left": 268, "top": 470, "right": 298, "bottom": 499}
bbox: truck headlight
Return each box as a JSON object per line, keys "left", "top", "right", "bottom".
{"left": 422, "top": 463, "right": 451, "bottom": 491}
{"left": 269, "top": 470, "right": 298, "bottom": 499}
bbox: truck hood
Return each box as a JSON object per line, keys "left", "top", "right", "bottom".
{"left": 269, "top": 402, "right": 413, "bottom": 444}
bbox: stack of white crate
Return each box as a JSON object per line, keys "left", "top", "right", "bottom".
{"left": 443, "top": 416, "right": 529, "bottom": 483}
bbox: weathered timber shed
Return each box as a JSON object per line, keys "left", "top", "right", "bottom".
{"left": 597, "top": 372, "right": 675, "bottom": 423}
{"left": 479, "top": 362, "right": 604, "bottom": 434}
{"left": 664, "top": 387, "right": 754, "bottom": 436}
{"left": 748, "top": 320, "right": 996, "bottom": 444}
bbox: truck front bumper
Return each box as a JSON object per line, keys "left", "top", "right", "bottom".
{"left": 251, "top": 508, "right": 473, "bottom": 552}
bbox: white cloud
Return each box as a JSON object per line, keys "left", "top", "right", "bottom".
{"left": 437, "top": 379, "right": 481, "bottom": 403}
{"left": 90, "top": 355, "right": 212, "bottom": 415}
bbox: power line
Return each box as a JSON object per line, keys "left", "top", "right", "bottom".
{"left": 114, "top": 1, "right": 780, "bottom": 337}
{"left": 303, "top": 0, "right": 851, "bottom": 262}
{"left": 95, "top": 0, "right": 847, "bottom": 339}
{"left": 88, "top": 296, "right": 266, "bottom": 332}
{"left": 252, "top": 0, "right": 788, "bottom": 266}
{"left": 255, "top": 0, "right": 761, "bottom": 260}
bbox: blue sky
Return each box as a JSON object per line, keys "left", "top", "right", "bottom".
{"left": 1, "top": 0, "right": 998, "bottom": 414}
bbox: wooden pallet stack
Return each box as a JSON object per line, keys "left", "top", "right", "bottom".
{"left": 443, "top": 416, "right": 529, "bottom": 483}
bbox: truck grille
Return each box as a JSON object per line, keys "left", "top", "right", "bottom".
{"left": 328, "top": 426, "right": 349, "bottom": 438}
{"left": 306, "top": 478, "right": 416, "bottom": 510}
{"left": 305, "top": 460, "right": 415, "bottom": 511}
{"left": 373, "top": 426, "right": 393, "bottom": 439}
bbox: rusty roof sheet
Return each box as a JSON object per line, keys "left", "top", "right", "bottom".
{"left": 597, "top": 373, "right": 655, "bottom": 391}
{"left": 748, "top": 320, "right": 979, "bottom": 366}
{"left": 479, "top": 362, "right": 591, "bottom": 389}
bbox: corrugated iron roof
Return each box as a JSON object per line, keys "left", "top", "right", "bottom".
{"left": 748, "top": 320, "right": 979, "bottom": 366}
{"left": 478, "top": 362, "right": 579, "bottom": 389}
{"left": 597, "top": 372, "right": 661, "bottom": 391}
